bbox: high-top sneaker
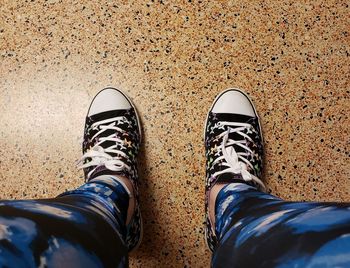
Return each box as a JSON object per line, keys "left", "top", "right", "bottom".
{"left": 204, "top": 88, "right": 266, "bottom": 251}
{"left": 78, "top": 87, "right": 142, "bottom": 252}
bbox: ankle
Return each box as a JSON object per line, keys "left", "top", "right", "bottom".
{"left": 114, "top": 176, "right": 135, "bottom": 225}
{"left": 209, "top": 183, "right": 230, "bottom": 226}
{"left": 114, "top": 176, "right": 134, "bottom": 195}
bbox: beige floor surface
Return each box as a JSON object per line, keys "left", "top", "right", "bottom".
{"left": 0, "top": 1, "right": 349, "bottom": 267}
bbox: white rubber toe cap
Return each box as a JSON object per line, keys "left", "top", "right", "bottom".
{"left": 88, "top": 88, "right": 132, "bottom": 116}
{"left": 211, "top": 89, "right": 256, "bottom": 117}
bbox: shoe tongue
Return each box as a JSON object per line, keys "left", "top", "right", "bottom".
{"left": 208, "top": 112, "right": 261, "bottom": 187}
{"left": 215, "top": 112, "right": 257, "bottom": 155}
{"left": 86, "top": 109, "right": 131, "bottom": 158}
{"left": 208, "top": 112, "right": 256, "bottom": 140}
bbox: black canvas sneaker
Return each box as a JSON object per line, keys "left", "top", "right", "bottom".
{"left": 77, "top": 87, "right": 142, "bottom": 252}
{"left": 204, "top": 88, "right": 266, "bottom": 251}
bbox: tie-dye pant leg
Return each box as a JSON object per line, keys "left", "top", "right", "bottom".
{"left": 212, "top": 183, "right": 350, "bottom": 268}
{"left": 0, "top": 176, "right": 129, "bottom": 268}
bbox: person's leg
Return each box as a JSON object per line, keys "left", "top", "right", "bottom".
{"left": 211, "top": 183, "right": 350, "bottom": 267}
{"left": 0, "top": 175, "right": 130, "bottom": 268}
{"left": 204, "top": 89, "right": 350, "bottom": 267}
{"left": 0, "top": 87, "right": 143, "bottom": 267}
{"left": 204, "top": 88, "right": 266, "bottom": 252}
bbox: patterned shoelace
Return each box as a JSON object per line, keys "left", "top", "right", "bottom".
{"left": 77, "top": 116, "right": 131, "bottom": 180}
{"left": 211, "top": 121, "right": 266, "bottom": 191}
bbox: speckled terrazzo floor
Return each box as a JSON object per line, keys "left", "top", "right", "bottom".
{"left": 0, "top": 1, "right": 349, "bottom": 267}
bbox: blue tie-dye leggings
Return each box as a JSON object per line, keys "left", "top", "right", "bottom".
{"left": 0, "top": 179, "right": 349, "bottom": 267}
{"left": 0, "top": 176, "right": 129, "bottom": 267}
{"left": 212, "top": 183, "right": 350, "bottom": 268}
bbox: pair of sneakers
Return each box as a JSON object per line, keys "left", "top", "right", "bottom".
{"left": 78, "top": 87, "right": 266, "bottom": 252}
